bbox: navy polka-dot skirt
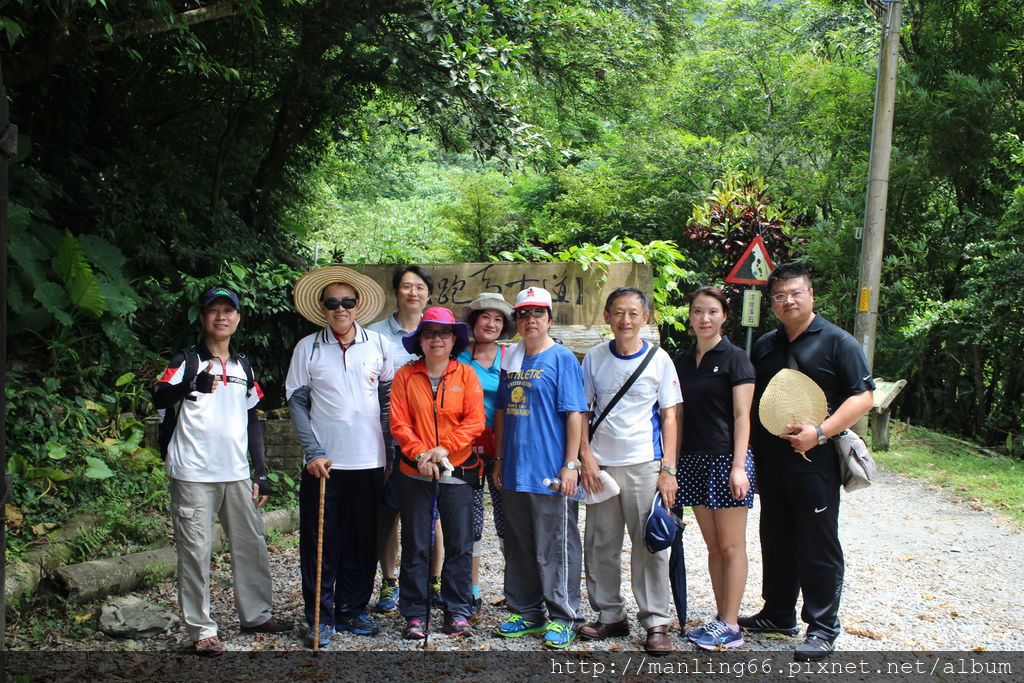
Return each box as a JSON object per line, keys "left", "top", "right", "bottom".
{"left": 675, "top": 449, "right": 756, "bottom": 509}
{"left": 471, "top": 460, "right": 505, "bottom": 541}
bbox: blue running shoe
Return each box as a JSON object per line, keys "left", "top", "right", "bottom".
{"left": 374, "top": 580, "right": 399, "bottom": 613}
{"left": 337, "top": 613, "right": 381, "bottom": 636}
{"left": 686, "top": 617, "right": 722, "bottom": 642}
{"left": 304, "top": 624, "right": 333, "bottom": 648}
{"left": 694, "top": 620, "right": 744, "bottom": 650}
{"left": 542, "top": 621, "right": 577, "bottom": 649}
{"left": 495, "top": 614, "right": 546, "bottom": 638}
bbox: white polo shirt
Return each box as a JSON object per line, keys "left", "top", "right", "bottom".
{"left": 285, "top": 324, "right": 394, "bottom": 470}
{"left": 162, "top": 355, "right": 262, "bottom": 483}
{"left": 582, "top": 340, "right": 682, "bottom": 467}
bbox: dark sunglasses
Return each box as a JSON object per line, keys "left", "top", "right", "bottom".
{"left": 515, "top": 308, "right": 547, "bottom": 319}
{"left": 323, "top": 297, "right": 357, "bottom": 310}
{"left": 421, "top": 328, "right": 454, "bottom": 340}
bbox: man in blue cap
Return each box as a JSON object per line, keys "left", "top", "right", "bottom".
{"left": 153, "top": 286, "right": 291, "bottom": 656}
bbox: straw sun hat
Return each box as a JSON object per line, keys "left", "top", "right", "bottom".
{"left": 758, "top": 368, "right": 828, "bottom": 436}
{"left": 293, "top": 265, "right": 386, "bottom": 327}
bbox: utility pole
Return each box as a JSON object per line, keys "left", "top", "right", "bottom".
{"left": 855, "top": 0, "right": 903, "bottom": 371}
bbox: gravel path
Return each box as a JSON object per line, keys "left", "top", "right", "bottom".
{"left": 24, "top": 467, "right": 1024, "bottom": 652}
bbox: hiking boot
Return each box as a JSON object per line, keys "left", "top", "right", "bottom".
{"left": 737, "top": 612, "right": 800, "bottom": 636}
{"left": 794, "top": 634, "right": 835, "bottom": 661}
{"left": 686, "top": 616, "right": 722, "bottom": 642}
{"left": 403, "top": 619, "right": 426, "bottom": 640}
{"left": 442, "top": 619, "right": 473, "bottom": 637}
{"left": 337, "top": 613, "right": 381, "bottom": 636}
{"left": 374, "top": 579, "right": 399, "bottom": 613}
{"left": 542, "top": 621, "right": 577, "bottom": 649}
{"left": 430, "top": 576, "right": 446, "bottom": 608}
{"left": 469, "top": 597, "right": 484, "bottom": 624}
{"left": 495, "top": 614, "right": 546, "bottom": 638}
{"left": 195, "top": 635, "right": 226, "bottom": 657}
{"left": 242, "top": 615, "right": 293, "bottom": 634}
{"left": 303, "top": 624, "right": 333, "bottom": 648}
{"left": 694, "top": 620, "right": 744, "bottom": 650}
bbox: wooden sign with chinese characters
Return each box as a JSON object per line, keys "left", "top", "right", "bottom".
{"left": 350, "top": 262, "right": 659, "bottom": 355}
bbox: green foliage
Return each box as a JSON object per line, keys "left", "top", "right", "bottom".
{"left": 4, "top": 370, "right": 168, "bottom": 561}
{"left": 881, "top": 425, "right": 1024, "bottom": 525}
{"left": 685, "top": 170, "right": 808, "bottom": 279}
{"left": 5, "top": 593, "right": 98, "bottom": 650}
{"left": 439, "top": 171, "right": 512, "bottom": 261}
{"left": 499, "top": 236, "right": 697, "bottom": 348}
{"left": 264, "top": 470, "right": 298, "bottom": 511}
{"left": 139, "top": 561, "right": 176, "bottom": 589}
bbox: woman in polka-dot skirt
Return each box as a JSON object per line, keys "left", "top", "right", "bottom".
{"left": 672, "top": 286, "right": 756, "bottom": 650}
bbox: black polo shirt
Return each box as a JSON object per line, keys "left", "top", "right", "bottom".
{"left": 751, "top": 313, "right": 875, "bottom": 469}
{"left": 674, "top": 336, "right": 755, "bottom": 455}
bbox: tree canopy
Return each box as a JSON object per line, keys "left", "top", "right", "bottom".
{"left": 3, "top": 0, "right": 1024, "bottom": 536}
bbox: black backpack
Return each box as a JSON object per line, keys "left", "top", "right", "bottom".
{"left": 157, "top": 346, "right": 255, "bottom": 459}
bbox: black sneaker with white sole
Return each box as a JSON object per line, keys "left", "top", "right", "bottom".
{"left": 794, "top": 634, "right": 835, "bottom": 661}
{"left": 736, "top": 613, "right": 800, "bottom": 636}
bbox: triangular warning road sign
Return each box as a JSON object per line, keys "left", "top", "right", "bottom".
{"left": 725, "top": 235, "right": 775, "bottom": 285}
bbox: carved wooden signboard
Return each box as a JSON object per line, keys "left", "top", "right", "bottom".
{"left": 349, "top": 262, "right": 658, "bottom": 354}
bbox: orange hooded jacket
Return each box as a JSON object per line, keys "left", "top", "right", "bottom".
{"left": 390, "top": 358, "right": 486, "bottom": 479}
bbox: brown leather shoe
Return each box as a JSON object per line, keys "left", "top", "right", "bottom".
{"left": 645, "top": 625, "right": 674, "bottom": 655}
{"left": 578, "top": 618, "right": 630, "bottom": 640}
{"left": 195, "top": 635, "right": 226, "bottom": 657}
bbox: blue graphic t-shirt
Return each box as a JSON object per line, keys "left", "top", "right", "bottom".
{"left": 497, "top": 343, "right": 587, "bottom": 495}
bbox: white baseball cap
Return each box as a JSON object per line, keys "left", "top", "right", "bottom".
{"left": 514, "top": 287, "right": 553, "bottom": 309}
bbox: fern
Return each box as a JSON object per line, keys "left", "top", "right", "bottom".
{"left": 55, "top": 231, "right": 106, "bottom": 319}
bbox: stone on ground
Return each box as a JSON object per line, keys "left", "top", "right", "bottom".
{"left": 98, "top": 596, "right": 179, "bottom": 638}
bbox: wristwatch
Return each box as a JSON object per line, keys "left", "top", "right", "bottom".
{"left": 661, "top": 464, "right": 678, "bottom": 476}
{"left": 815, "top": 426, "right": 828, "bottom": 446}
{"left": 564, "top": 461, "right": 578, "bottom": 471}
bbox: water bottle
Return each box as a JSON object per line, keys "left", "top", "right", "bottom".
{"left": 542, "top": 470, "right": 620, "bottom": 504}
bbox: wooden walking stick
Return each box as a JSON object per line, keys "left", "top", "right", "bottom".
{"left": 313, "top": 465, "right": 329, "bottom": 655}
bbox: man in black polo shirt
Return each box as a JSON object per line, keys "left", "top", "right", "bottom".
{"left": 739, "top": 264, "right": 874, "bottom": 661}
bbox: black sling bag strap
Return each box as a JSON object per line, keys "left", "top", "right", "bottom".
{"left": 589, "top": 343, "right": 659, "bottom": 436}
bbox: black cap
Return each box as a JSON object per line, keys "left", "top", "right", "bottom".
{"left": 199, "top": 286, "right": 241, "bottom": 310}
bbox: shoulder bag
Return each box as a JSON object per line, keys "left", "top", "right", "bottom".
{"left": 589, "top": 344, "right": 659, "bottom": 436}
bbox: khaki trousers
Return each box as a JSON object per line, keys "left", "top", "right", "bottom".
{"left": 583, "top": 459, "right": 673, "bottom": 629}
{"left": 170, "top": 478, "right": 273, "bottom": 641}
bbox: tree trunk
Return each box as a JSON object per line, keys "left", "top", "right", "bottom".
{"left": 53, "top": 507, "right": 298, "bottom": 603}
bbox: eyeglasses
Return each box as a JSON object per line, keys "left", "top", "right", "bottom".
{"left": 514, "top": 308, "right": 547, "bottom": 319}
{"left": 771, "top": 290, "right": 806, "bottom": 303}
{"left": 323, "top": 297, "right": 357, "bottom": 310}
{"left": 421, "top": 328, "right": 454, "bottom": 340}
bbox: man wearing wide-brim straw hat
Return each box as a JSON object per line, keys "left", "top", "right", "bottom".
{"left": 285, "top": 265, "right": 395, "bottom": 648}
{"left": 741, "top": 263, "right": 874, "bottom": 662}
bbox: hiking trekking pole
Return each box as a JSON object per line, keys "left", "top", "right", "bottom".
{"left": 313, "top": 465, "right": 330, "bottom": 656}
{"left": 420, "top": 475, "right": 440, "bottom": 650}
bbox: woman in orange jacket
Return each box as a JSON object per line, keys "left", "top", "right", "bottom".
{"left": 390, "top": 306, "right": 486, "bottom": 640}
